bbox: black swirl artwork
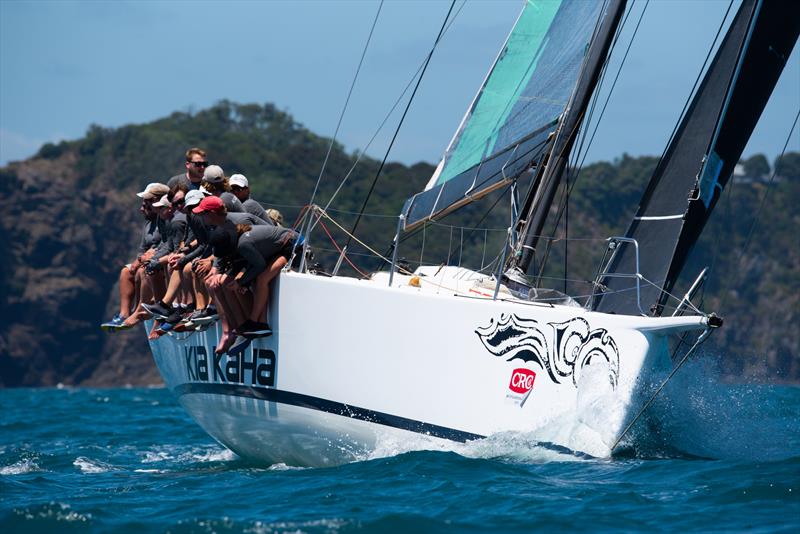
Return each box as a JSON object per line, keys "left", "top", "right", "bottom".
{"left": 475, "top": 314, "right": 619, "bottom": 388}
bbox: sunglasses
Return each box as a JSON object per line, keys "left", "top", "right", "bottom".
{"left": 190, "top": 161, "right": 209, "bottom": 167}
{"left": 173, "top": 199, "right": 186, "bottom": 208}
{"left": 231, "top": 186, "right": 245, "bottom": 192}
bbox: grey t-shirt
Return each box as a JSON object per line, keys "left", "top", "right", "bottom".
{"left": 237, "top": 225, "right": 297, "bottom": 286}
{"left": 153, "top": 212, "right": 187, "bottom": 260}
{"left": 242, "top": 198, "right": 268, "bottom": 221}
{"left": 167, "top": 173, "right": 201, "bottom": 191}
{"left": 226, "top": 212, "right": 273, "bottom": 227}
{"left": 179, "top": 212, "right": 212, "bottom": 266}
{"left": 137, "top": 218, "right": 161, "bottom": 255}
{"left": 220, "top": 192, "right": 244, "bottom": 213}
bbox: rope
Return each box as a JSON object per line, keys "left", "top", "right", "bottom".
{"left": 610, "top": 327, "right": 714, "bottom": 452}
{"left": 317, "top": 219, "right": 370, "bottom": 278}
{"left": 314, "top": 206, "right": 397, "bottom": 268}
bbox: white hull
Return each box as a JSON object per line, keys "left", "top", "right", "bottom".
{"left": 148, "top": 269, "right": 709, "bottom": 467}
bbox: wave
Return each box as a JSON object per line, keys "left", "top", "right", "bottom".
{"left": 72, "top": 457, "right": 113, "bottom": 474}
{"left": 0, "top": 458, "right": 41, "bottom": 476}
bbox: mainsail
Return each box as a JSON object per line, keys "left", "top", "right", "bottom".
{"left": 402, "top": 0, "right": 612, "bottom": 231}
{"left": 592, "top": 0, "right": 800, "bottom": 316}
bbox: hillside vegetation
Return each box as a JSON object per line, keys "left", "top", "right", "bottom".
{"left": 0, "top": 101, "right": 797, "bottom": 386}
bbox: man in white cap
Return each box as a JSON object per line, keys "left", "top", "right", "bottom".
{"left": 136, "top": 182, "right": 170, "bottom": 201}
{"left": 101, "top": 183, "right": 168, "bottom": 331}
{"left": 229, "top": 173, "right": 269, "bottom": 221}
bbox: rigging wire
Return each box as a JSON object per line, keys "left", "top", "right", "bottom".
{"left": 567, "top": 0, "right": 635, "bottom": 172}
{"left": 310, "top": 0, "right": 467, "bottom": 234}
{"left": 304, "top": 1, "right": 384, "bottom": 212}
{"left": 611, "top": 327, "right": 715, "bottom": 452}
{"left": 717, "top": 108, "right": 800, "bottom": 312}
{"left": 326, "top": 0, "right": 458, "bottom": 250}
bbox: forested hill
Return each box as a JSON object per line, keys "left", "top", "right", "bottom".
{"left": 0, "top": 101, "right": 797, "bottom": 386}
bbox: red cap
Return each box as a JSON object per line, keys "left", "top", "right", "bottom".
{"left": 192, "top": 196, "right": 225, "bottom": 214}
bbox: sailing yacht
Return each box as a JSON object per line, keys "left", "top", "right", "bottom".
{"left": 147, "top": 0, "right": 799, "bottom": 466}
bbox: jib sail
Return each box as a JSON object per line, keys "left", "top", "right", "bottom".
{"left": 592, "top": 0, "right": 800, "bottom": 316}
{"left": 402, "top": 0, "right": 609, "bottom": 230}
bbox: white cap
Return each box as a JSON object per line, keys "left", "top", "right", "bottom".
{"left": 199, "top": 185, "right": 211, "bottom": 195}
{"left": 184, "top": 189, "right": 206, "bottom": 208}
{"left": 152, "top": 194, "right": 171, "bottom": 208}
{"left": 136, "top": 182, "right": 169, "bottom": 199}
{"left": 229, "top": 174, "right": 248, "bottom": 188}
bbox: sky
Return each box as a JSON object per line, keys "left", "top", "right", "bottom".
{"left": 1, "top": 0, "right": 798, "bottom": 171}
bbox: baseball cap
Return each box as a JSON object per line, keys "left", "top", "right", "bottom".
{"left": 152, "top": 194, "right": 171, "bottom": 208}
{"left": 137, "top": 182, "right": 170, "bottom": 200}
{"left": 229, "top": 174, "right": 248, "bottom": 188}
{"left": 203, "top": 165, "right": 225, "bottom": 184}
{"left": 184, "top": 189, "right": 207, "bottom": 208}
{"left": 192, "top": 195, "right": 225, "bottom": 214}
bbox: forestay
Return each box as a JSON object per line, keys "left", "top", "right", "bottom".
{"left": 402, "top": 0, "right": 606, "bottom": 231}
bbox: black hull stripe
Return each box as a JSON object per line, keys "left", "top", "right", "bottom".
{"left": 173, "top": 383, "right": 485, "bottom": 443}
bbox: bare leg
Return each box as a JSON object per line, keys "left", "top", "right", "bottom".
{"left": 150, "top": 269, "right": 168, "bottom": 303}
{"left": 124, "top": 270, "right": 154, "bottom": 327}
{"left": 250, "top": 257, "right": 287, "bottom": 322}
{"left": 192, "top": 266, "right": 210, "bottom": 310}
{"left": 118, "top": 266, "right": 136, "bottom": 318}
{"left": 207, "top": 274, "right": 236, "bottom": 354}
{"left": 160, "top": 269, "right": 183, "bottom": 306}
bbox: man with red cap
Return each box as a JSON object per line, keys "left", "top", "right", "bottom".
{"left": 191, "top": 195, "right": 271, "bottom": 353}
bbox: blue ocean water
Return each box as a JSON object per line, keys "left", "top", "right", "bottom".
{"left": 1, "top": 369, "right": 799, "bottom": 533}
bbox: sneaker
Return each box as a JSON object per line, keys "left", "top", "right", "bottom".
{"left": 238, "top": 320, "right": 272, "bottom": 338}
{"left": 227, "top": 335, "right": 252, "bottom": 356}
{"left": 142, "top": 301, "right": 172, "bottom": 319}
{"left": 155, "top": 322, "right": 174, "bottom": 335}
{"left": 100, "top": 314, "right": 125, "bottom": 332}
{"left": 191, "top": 306, "right": 218, "bottom": 325}
{"left": 163, "top": 310, "right": 184, "bottom": 325}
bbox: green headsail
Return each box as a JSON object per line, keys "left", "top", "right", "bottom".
{"left": 405, "top": 0, "right": 605, "bottom": 230}
{"left": 435, "top": 0, "right": 562, "bottom": 186}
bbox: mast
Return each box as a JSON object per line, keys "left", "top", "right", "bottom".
{"left": 593, "top": 0, "right": 799, "bottom": 316}
{"left": 513, "top": 0, "right": 627, "bottom": 275}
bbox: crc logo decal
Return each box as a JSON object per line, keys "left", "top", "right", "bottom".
{"left": 475, "top": 314, "right": 619, "bottom": 389}
{"left": 509, "top": 368, "right": 536, "bottom": 394}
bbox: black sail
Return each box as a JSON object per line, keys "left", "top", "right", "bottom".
{"left": 593, "top": 0, "right": 800, "bottom": 316}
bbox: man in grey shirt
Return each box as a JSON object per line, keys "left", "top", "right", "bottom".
{"left": 201, "top": 165, "right": 244, "bottom": 213}
{"left": 229, "top": 173, "right": 269, "bottom": 221}
{"left": 167, "top": 147, "right": 208, "bottom": 191}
